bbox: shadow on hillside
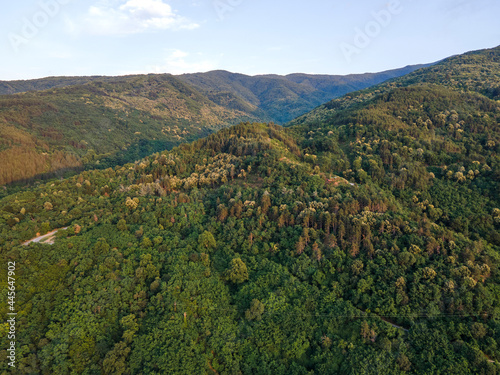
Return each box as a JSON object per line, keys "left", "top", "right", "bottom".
{"left": 0, "top": 139, "right": 185, "bottom": 199}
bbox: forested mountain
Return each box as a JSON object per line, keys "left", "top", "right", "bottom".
{"left": 0, "top": 76, "right": 106, "bottom": 96}
{"left": 0, "top": 47, "right": 499, "bottom": 374}
{"left": 0, "top": 65, "right": 429, "bottom": 187}
{"left": 290, "top": 47, "right": 500, "bottom": 124}
{"left": 0, "top": 74, "right": 258, "bottom": 186}
{"left": 0, "top": 65, "right": 430, "bottom": 119}
{"left": 177, "top": 64, "right": 431, "bottom": 124}
{"left": 289, "top": 45, "right": 500, "bottom": 245}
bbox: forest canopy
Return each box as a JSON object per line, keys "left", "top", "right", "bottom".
{"left": 0, "top": 46, "right": 500, "bottom": 374}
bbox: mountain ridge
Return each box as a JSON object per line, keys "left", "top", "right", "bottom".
{"left": 177, "top": 64, "right": 434, "bottom": 124}
{"left": 0, "top": 64, "right": 433, "bottom": 186}
{"left": 0, "top": 63, "right": 434, "bottom": 125}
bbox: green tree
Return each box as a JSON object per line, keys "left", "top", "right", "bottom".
{"left": 245, "top": 299, "right": 265, "bottom": 321}
{"left": 40, "top": 221, "right": 51, "bottom": 234}
{"left": 103, "top": 342, "right": 131, "bottom": 375}
{"left": 198, "top": 231, "right": 216, "bottom": 251}
{"left": 227, "top": 258, "right": 249, "bottom": 284}
{"left": 117, "top": 219, "right": 127, "bottom": 231}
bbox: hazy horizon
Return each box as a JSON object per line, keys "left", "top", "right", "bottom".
{"left": 1, "top": 0, "right": 499, "bottom": 80}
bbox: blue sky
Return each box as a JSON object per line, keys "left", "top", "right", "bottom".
{"left": 1, "top": 0, "right": 499, "bottom": 80}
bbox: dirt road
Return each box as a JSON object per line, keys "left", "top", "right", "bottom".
{"left": 22, "top": 227, "right": 68, "bottom": 246}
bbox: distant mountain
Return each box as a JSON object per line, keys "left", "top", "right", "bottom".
{"left": 262, "top": 64, "right": 431, "bottom": 96}
{"left": 0, "top": 64, "right": 432, "bottom": 125}
{"left": 0, "top": 64, "right": 433, "bottom": 186}
{"left": 177, "top": 64, "right": 432, "bottom": 124}
{"left": 0, "top": 76, "right": 106, "bottom": 96}
{"left": 0, "top": 74, "right": 258, "bottom": 186}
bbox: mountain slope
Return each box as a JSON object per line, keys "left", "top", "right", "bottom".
{"left": 399, "top": 47, "right": 500, "bottom": 100}
{"left": 0, "top": 120, "right": 499, "bottom": 374}
{"left": 290, "top": 46, "right": 500, "bottom": 124}
{"left": 288, "top": 46, "right": 500, "bottom": 245}
{"left": 0, "top": 74, "right": 258, "bottom": 185}
{"left": 1, "top": 66, "right": 431, "bottom": 126}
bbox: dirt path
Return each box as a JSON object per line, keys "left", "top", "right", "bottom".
{"left": 484, "top": 354, "right": 499, "bottom": 364}
{"left": 379, "top": 316, "right": 409, "bottom": 332}
{"left": 357, "top": 308, "right": 410, "bottom": 332}
{"left": 22, "top": 227, "right": 68, "bottom": 246}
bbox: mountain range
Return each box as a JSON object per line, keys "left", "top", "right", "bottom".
{"left": 0, "top": 64, "right": 431, "bottom": 186}
{"left": 177, "top": 64, "right": 431, "bottom": 123}
{"left": 0, "top": 45, "right": 499, "bottom": 374}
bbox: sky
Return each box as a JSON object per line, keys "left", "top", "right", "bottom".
{"left": 0, "top": 0, "right": 499, "bottom": 80}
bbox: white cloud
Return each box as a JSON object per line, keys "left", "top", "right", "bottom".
{"left": 83, "top": 0, "right": 199, "bottom": 35}
{"left": 147, "top": 49, "right": 217, "bottom": 74}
